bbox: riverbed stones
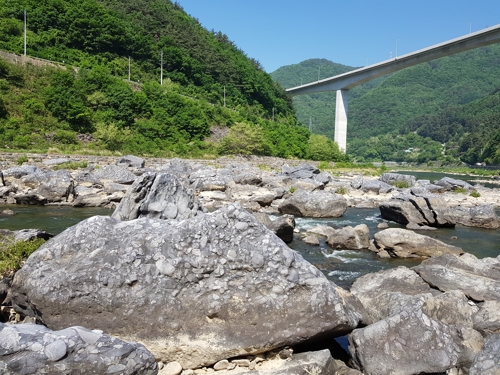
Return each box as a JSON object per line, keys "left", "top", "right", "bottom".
{"left": 278, "top": 189, "right": 347, "bottom": 217}
{"left": 112, "top": 172, "right": 204, "bottom": 221}
{"left": 473, "top": 301, "right": 500, "bottom": 335}
{"left": 413, "top": 253, "right": 500, "bottom": 301}
{"left": 117, "top": 155, "right": 145, "bottom": 168}
{"left": 0, "top": 322, "right": 158, "bottom": 375}
{"left": 11, "top": 204, "right": 360, "bottom": 369}
{"left": 435, "top": 176, "right": 473, "bottom": 191}
{"left": 372, "top": 228, "right": 463, "bottom": 258}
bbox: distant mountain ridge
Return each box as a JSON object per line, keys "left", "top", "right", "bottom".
{"left": 271, "top": 46, "right": 500, "bottom": 164}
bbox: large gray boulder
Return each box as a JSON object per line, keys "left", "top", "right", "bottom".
{"left": 469, "top": 333, "right": 500, "bottom": 375}
{"left": 117, "top": 155, "right": 145, "bottom": 168}
{"left": 349, "top": 310, "right": 483, "bottom": 375}
{"left": 3, "top": 165, "right": 39, "bottom": 179}
{"left": 473, "top": 300, "right": 500, "bottom": 336}
{"left": 435, "top": 176, "right": 473, "bottom": 191}
{"left": 350, "top": 267, "right": 436, "bottom": 323}
{"left": 326, "top": 224, "right": 370, "bottom": 250}
{"left": 449, "top": 204, "right": 500, "bottom": 229}
{"left": 413, "top": 253, "right": 500, "bottom": 301}
{"left": 253, "top": 213, "right": 295, "bottom": 243}
{"left": 11, "top": 204, "right": 360, "bottom": 369}
{"left": 281, "top": 164, "right": 319, "bottom": 180}
{"left": 92, "top": 165, "right": 137, "bottom": 184}
{"left": 278, "top": 190, "right": 347, "bottom": 218}
{"left": 13, "top": 170, "right": 75, "bottom": 204}
{"left": 0, "top": 323, "right": 157, "bottom": 375}
{"left": 379, "top": 193, "right": 455, "bottom": 227}
{"left": 190, "top": 166, "right": 233, "bottom": 191}
{"left": 112, "top": 172, "right": 204, "bottom": 221}
{"left": 380, "top": 172, "right": 416, "bottom": 187}
{"left": 372, "top": 228, "right": 463, "bottom": 258}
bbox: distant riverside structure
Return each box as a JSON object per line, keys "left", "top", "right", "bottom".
{"left": 287, "top": 24, "right": 500, "bottom": 152}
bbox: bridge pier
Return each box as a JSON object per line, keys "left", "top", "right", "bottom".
{"left": 335, "top": 89, "right": 348, "bottom": 152}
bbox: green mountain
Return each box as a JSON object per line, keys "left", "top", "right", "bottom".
{"left": 1, "top": 0, "right": 333, "bottom": 159}
{"left": 271, "top": 46, "right": 500, "bottom": 164}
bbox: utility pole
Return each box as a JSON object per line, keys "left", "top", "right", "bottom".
{"left": 272, "top": 107, "right": 275, "bottom": 121}
{"left": 223, "top": 85, "right": 226, "bottom": 107}
{"left": 318, "top": 67, "right": 320, "bottom": 81}
{"left": 23, "top": 8, "right": 27, "bottom": 56}
{"left": 160, "top": 51, "right": 163, "bottom": 85}
{"left": 309, "top": 117, "right": 312, "bottom": 132}
{"left": 128, "top": 57, "right": 131, "bottom": 81}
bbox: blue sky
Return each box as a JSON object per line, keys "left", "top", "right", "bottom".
{"left": 176, "top": 0, "right": 500, "bottom": 73}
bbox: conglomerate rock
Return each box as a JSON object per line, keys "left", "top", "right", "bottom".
{"left": 278, "top": 189, "right": 347, "bottom": 217}
{"left": 10, "top": 204, "right": 360, "bottom": 369}
{"left": 0, "top": 322, "right": 158, "bottom": 375}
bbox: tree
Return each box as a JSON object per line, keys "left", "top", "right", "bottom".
{"left": 218, "top": 122, "right": 270, "bottom": 155}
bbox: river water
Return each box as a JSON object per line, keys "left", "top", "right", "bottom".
{"left": 1, "top": 201, "right": 499, "bottom": 290}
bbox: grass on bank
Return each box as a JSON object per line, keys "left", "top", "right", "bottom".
{"left": 0, "top": 236, "right": 46, "bottom": 277}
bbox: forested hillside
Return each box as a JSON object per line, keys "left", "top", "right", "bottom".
{"left": 272, "top": 46, "right": 500, "bottom": 164}
{"left": 0, "top": 0, "right": 347, "bottom": 160}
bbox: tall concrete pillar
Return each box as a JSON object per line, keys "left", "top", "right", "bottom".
{"left": 335, "top": 89, "right": 348, "bottom": 152}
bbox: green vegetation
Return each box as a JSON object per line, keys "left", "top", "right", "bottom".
{"left": 453, "top": 187, "right": 468, "bottom": 194}
{"left": 393, "top": 180, "right": 410, "bottom": 189}
{"left": 0, "top": 236, "right": 45, "bottom": 277}
{"left": 271, "top": 47, "right": 500, "bottom": 165}
{"left": 335, "top": 186, "right": 348, "bottom": 195}
{"left": 53, "top": 160, "right": 88, "bottom": 170}
{"left": 469, "top": 191, "right": 481, "bottom": 198}
{"left": 15, "top": 154, "right": 28, "bottom": 165}
{"left": 0, "top": 0, "right": 351, "bottom": 159}
{"left": 289, "top": 186, "right": 296, "bottom": 194}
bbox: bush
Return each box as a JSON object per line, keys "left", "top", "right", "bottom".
{"left": 453, "top": 187, "right": 468, "bottom": 194}
{"left": 335, "top": 186, "right": 348, "bottom": 195}
{"left": 469, "top": 191, "right": 481, "bottom": 198}
{"left": 16, "top": 154, "right": 28, "bottom": 165}
{"left": 218, "top": 122, "right": 270, "bottom": 155}
{"left": 393, "top": 180, "right": 410, "bottom": 189}
{"left": 0, "top": 236, "right": 46, "bottom": 277}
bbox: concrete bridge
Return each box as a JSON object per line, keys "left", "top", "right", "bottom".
{"left": 286, "top": 24, "right": 500, "bottom": 152}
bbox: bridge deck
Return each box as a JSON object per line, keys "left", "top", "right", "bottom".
{"left": 287, "top": 24, "right": 500, "bottom": 95}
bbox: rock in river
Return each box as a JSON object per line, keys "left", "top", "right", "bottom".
{"left": 10, "top": 204, "right": 360, "bottom": 369}
{"left": 278, "top": 189, "right": 347, "bottom": 218}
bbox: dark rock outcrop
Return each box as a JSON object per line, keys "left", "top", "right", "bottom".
{"left": 379, "top": 193, "right": 455, "bottom": 227}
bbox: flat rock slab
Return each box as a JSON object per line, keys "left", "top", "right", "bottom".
{"left": 11, "top": 204, "right": 359, "bottom": 369}
{"left": 413, "top": 253, "right": 500, "bottom": 301}
{"left": 373, "top": 228, "right": 463, "bottom": 258}
{"left": 0, "top": 323, "right": 157, "bottom": 375}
